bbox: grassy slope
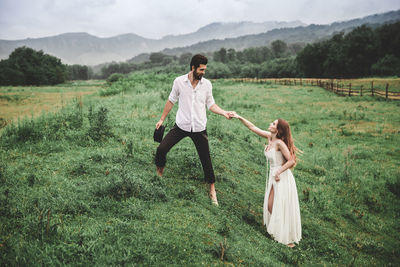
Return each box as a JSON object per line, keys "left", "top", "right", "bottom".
{"left": 1, "top": 73, "right": 399, "bottom": 266}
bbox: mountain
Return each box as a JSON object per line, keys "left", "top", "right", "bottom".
{"left": 0, "top": 21, "right": 305, "bottom": 66}
{"left": 140, "top": 10, "right": 400, "bottom": 60}
{"left": 0, "top": 32, "right": 151, "bottom": 65}
{"left": 1, "top": 10, "right": 399, "bottom": 66}
{"left": 159, "top": 20, "right": 306, "bottom": 47}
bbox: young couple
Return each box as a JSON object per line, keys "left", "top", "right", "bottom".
{"left": 154, "top": 54, "right": 301, "bottom": 247}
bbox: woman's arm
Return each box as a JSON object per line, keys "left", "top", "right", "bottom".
{"left": 274, "top": 140, "right": 295, "bottom": 181}
{"left": 234, "top": 114, "right": 270, "bottom": 139}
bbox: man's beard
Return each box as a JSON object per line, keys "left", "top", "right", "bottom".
{"left": 193, "top": 70, "right": 203, "bottom": 80}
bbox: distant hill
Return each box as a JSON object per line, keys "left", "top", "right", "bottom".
{"left": 135, "top": 10, "right": 400, "bottom": 61}
{"left": 1, "top": 10, "right": 399, "bottom": 66}
{"left": 0, "top": 21, "right": 305, "bottom": 66}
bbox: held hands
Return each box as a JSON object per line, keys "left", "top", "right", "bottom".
{"left": 224, "top": 111, "right": 236, "bottom": 120}
{"left": 274, "top": 173, "right": 281, "bottom": 182}
{"left": 228, "top": 111, "right": 240, "bottom": 119}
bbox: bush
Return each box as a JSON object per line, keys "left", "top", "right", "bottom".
{"left": 107, "top": 73, "right": 125, "bottom": 84}
{"left": 87, "top": 106, "right": 113, "bottom": 142}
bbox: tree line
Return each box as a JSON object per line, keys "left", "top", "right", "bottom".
{"left": 0, "top": 21, "right": 399, "bottom": 85}
{"left": 0, "top": 47, "right": 92, "bottom": 86}
{"left": 297, "top": 22, "right": 400, "bottom": 78}
{"left": 100, "top": 22, "right": 400, "bottom": 79}
{"left": 97, "top": 40, "right": 302, "bottom": 80}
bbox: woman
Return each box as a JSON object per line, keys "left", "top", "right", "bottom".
{"left": 232, "top": 113, "right": 301, "bottom": 247}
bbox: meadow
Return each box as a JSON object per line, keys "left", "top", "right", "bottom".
{"left": 0, "top": 73, "right": 399, "bottom": 266}
{"left": 0, "top": 80, "right": 105, "bottom": 130}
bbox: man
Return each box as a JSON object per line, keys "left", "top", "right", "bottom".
{"left": 155, "top": 54, "right": 233, "bottom": 206}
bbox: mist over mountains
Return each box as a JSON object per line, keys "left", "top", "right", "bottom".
{"left": 0, "top": 10, "right": 399, "bottom": 66}
{"left": 0, "top": 21, "right": 305, "bottom": 65}
{"left": 159, "top": 10, "right": 400, "bottom": 57}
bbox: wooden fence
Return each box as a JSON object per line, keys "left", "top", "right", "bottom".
{"left": 231, "top": 78, "right": 400, "bottom": 100}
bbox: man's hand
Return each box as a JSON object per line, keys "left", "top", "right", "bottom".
{"left": 224, "top": 111, "right": 236, "bottom": 120}
{"left": 156, "top": 119, "right": 164, "bottom": 129}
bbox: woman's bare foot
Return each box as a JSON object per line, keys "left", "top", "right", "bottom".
{"left": 287, "top": 243, "right": 295, "bottom": 248}
{"left": 209, "top": 193, "right": 219, "bottom": 206}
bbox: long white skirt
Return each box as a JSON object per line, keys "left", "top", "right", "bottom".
{"left": 263, "top": 166, "right": 302, "bottom": 245}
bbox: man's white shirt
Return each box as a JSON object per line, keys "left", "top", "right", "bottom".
{"left": 168, "top": 73, "right": 215, "bottom": 132}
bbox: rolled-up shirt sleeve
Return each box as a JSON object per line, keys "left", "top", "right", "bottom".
{"left": 168, "top": 79, "right": 179, "bottom": 104}
{"left": 206, "top": 85, "right": 215, "bottom": 109}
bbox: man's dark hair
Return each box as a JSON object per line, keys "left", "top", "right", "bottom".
{"left": 190, "top": 54, "right": 208, "bottom": 70}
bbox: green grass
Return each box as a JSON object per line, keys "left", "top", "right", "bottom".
{"left": 0, "top": 80, "right": 104, "bottom": 131}
{"left": 1, "top": 73, "right": 399, "bottom": 266}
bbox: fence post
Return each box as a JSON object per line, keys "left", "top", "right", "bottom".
{"left": 371, "top": 81, "right": 374, "bottom": 97}
{"left": 386, "top": 83, "right": 389, "bottom": 100}
{"left": 349, "top": 83, "right": 351, "bottom": 96}
{"left": 360, "top": 85, "right": 363, "bottom": 96}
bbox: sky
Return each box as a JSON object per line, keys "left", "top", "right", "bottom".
{"left": 1, "top": 0, "right": 400, "bottom": 40}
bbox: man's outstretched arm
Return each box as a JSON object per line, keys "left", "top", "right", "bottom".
{"left": 156, "top": 100, "right": 174, "bottom": 129}
{"left": 209, "top": 104, "right": 234, "bottom": 120}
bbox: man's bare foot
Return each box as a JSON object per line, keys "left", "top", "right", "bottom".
{"left": 156, "top": 166, "right": 164, "bottom": 176}
{"left": 287, "top": 243, "right": 295, "bottom": 248}
{"left": 209, "top": 190, "right": 218, "bottom": 206}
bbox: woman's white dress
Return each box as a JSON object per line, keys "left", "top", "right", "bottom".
{"left": 263, "top": 146, "right": 301, "bottom": 245}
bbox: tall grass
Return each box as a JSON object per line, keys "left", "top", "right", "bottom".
{"left": 0, "top": 73, "right": 399, "bottom": 265}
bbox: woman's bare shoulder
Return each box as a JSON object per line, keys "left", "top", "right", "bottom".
{"left": 276, "top": 139, "right": 288, "bottom": 149}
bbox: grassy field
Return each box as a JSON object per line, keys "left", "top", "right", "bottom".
{"left": 233, "top": 77, "right": 400, "bottom": 93}
{"left": 0, "top": 80, "right": 105, "bottom": 130}
{"left": 1, "top": 73, "right": 399, "bottom": 266}
{"left": 334, "top": 77, "right": 400, "bottom": 92}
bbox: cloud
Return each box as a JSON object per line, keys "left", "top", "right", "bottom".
{"left": 0, "top": 0, "right": 399, "bottom": 40}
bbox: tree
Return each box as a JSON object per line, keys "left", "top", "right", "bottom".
{"left": 243, "top": 47, "right": 258, "bottom": 63}
{"left": 297, "top": 43, "right": 329, "bottom": 77}
{"left": 179, "top": 53, "right": 192, "bottom": 65}
{"left": 226, "top": 48, "right": 236, "bottom": 62}
{"left": 68, "top": 64, "right": 89, "bottom": 80}
{"left": 375, "top": 22, "right": 400, "bottom": 58}
{"left": 213, "top": 48, "right": 227, "bottom": 63}
{"left": 371, "top": 54, "right": 400, "bottom": 76}
{"left": 271, "top": 40, "right": 288, "bottom": 58}
{"left": 343, "top": 25, "right": 378, "bottom": 77}
{"left": 149, "top": 52, "right": 166, "bottom": 64}
{"left": 0, "top": 46, "right": 67, "bottom": 86}
{"left": 322, "top": 33, "right": 347, "bottom": 78}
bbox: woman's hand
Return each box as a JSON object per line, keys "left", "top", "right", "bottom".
{"left": 274, "top": 173, "right": 280, "bottom": 182}
{"left": 229, "top": 111, "right": 240, "bottom": 119}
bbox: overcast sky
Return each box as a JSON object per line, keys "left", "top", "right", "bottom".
{"left": 1, "top": 0, "right": 399, "bottom": 40}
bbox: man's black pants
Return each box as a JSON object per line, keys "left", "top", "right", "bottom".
{"left": 155, "top": 124, "right": 216, "bottom": 184}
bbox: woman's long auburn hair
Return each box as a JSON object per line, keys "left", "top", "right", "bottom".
{"left": 276, "top": 118, "right": 298, "bottom": 166}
